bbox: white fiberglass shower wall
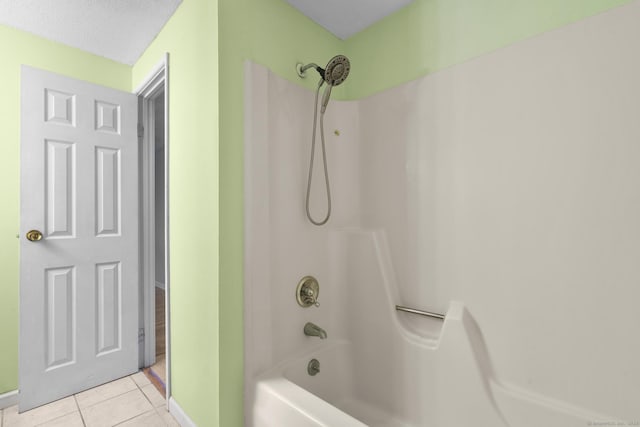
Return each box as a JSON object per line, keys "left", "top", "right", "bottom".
{"left": 245, "top": 3, "right": 640, "bottom": 425}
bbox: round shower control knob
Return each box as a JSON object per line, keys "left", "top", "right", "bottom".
{"left": 296, "top": 276, "right": 320, "bottom": 308}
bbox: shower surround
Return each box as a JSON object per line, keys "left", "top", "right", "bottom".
{"left": 244, "top": 3, "right": 640, "bottom": 425}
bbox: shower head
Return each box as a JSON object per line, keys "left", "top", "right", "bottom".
{"left": 297, "top": 55, "right": 351, "bottom": 86}
{"left": 323, "top": 55, "right": 350, "bottom": 86}
{"left": 321, "top": 56, "right": 350, "bottom": 112}
{"left": 297, "top": 55, "right": 351, "bottom": 114}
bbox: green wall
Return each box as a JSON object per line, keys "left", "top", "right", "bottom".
{"left": 131, "top": 0, "right": 219, "bottom": 425}
{"left": 134, "top": 2, "right": 342, "bottom": 424}
{"left": 344, "top": 0, "right": 634, "bottom": 98}
{"left": 0, "top": 24, "right": 130, "bottom": 395}
{"left": 218, "top": 1, "right": 342, "bottom": 425}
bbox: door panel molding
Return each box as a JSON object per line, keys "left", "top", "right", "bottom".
{"left": 20, "top": 65, "right": 139, "bottom": 411}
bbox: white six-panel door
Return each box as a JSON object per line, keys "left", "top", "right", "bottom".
{"left": 20, "top": 66, "right": 139, "bottom": 411}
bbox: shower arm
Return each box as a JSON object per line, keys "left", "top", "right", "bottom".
{"left": 297, "top": 62, "right": 324, "bottom": 79}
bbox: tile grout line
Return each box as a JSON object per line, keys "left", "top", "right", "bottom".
{"left": 73, "top": 394, "right": 87, "bottom": 427}
{"left": 136, "top": 377, "right": 158, "bottom": 409}
{"left": 110, "top": 375, "right": 156, "bottom": 427}
{"left": 110, "top": 409, "right": 154, "bottom": 427}
{"left": 133, "top": 373, "right": 143, "bottom": 392}
{"left": 25, "top": 402, "right": 84, "bottom": 427}
{"left": 132, "top": 373, "right": 170, "bottom": 425}
{"left": 76, "top": 377, "right": 140, "bottom": 411}
{"left": 132, "top": 372, "right": 158, "bottom": 408}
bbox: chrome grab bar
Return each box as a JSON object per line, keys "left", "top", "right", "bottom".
{"left": 395, "top": 305, "right": 445, "bottom": 320}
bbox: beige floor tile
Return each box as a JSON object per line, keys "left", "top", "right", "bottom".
{"left": 36, "top": 411, "right": 84, "bottom": 427}
{"left": 115, "top": 409, "right": 164, "bottom": 426}
{"left": 4, "top": 397, "right": 77, "bottom": 427}
{"left": 81, "top": 389, "right": 152, "bottom": 427}
{"left": 75, "top": 377, "right": 138, "bottom": 409}
{"left": 140, "top": 384, "right": 165, "bottom": 409}
{"left": 130, "top": 372, "right": 150, "bottom": 388}
{"left": 154, "top": 408, "right": 180, "bottom": 427}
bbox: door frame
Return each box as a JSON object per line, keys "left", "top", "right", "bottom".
{"left": 134, "top": 53, "right": 171, "bottom": 402}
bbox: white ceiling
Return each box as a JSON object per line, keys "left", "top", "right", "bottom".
{"left": 0, "top": 0, "right": 412, "bottom": 65}
{"left": 286, "top": 0, "right": 415, "bottom": 39}
{"left": 0, "top": 0, "right": 181, "bottom": 65}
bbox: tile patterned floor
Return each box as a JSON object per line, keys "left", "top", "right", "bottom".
{"left": 0, "top": 372, "right": 179, "bottom": 427}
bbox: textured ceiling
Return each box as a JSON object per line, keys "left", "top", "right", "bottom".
{"left": 286, "top": 0, "right": 414, "bottom": 39}
{"left": 0, "top": 0, "right": 181, "bottom": 65}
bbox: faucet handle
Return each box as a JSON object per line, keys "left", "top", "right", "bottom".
{"left": 303, "top": 288, "right": 320, "bottom": 306}
{"left": 303, "top": 288, "right": 319, "bottom": 307}
{"left": 296, "top": 276, "right": 320, "bottom": 308}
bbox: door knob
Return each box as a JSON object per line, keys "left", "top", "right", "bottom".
{"left": 26, "top": 230, "right": 43, "bottom": 242}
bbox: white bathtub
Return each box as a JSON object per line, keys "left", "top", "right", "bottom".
{"left": 253, "top": 339, "right": 412, "bottom": 427}
{"left": 251, "top": 301, "right": 508, "bottom": 427}
{"left": 244, "top": 222, "right": 617, "bottom": 426}
{"left": 251, "top": 302, "right": 614, "bottom": 427}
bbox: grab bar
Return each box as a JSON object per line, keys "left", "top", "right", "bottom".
{"left": 395, "top": 305, "right": 445, "bottom": 320}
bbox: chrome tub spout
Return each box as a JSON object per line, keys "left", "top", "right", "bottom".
{"left": 304, "top": 322, "right": 327, "bottom": 339}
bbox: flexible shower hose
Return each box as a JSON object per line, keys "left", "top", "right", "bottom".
{"left": 305, "top": 79, "right": 332, "bottom": 226}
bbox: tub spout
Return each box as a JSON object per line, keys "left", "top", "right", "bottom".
{"left": 304, "top": 322, "right": 327, "bottom": 339}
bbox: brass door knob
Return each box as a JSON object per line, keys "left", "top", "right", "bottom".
{"left": 26, "top": 230, "right": 43, "bottom": 242}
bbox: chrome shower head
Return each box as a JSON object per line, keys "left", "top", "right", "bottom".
{"left": 297, "top": 54, "right": 351, "bottom": 86}
{"left": 319, "top": 55, "right": 350, "bottom": 113}
{"left": 297, "top": 55, "right": 351, "bottom": 114}
{"left": 323, "top": 55, "right": 350, "bottom": 86}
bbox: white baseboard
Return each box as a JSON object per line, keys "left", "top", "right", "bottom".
{"left": 0, "top": 389, "right": 18, "bottom": 410}
{"left": 155, "top": 280, "right": 165, "bottom": 290}
{"left": 169, "top": 397, "right": 197, "bottom": 427}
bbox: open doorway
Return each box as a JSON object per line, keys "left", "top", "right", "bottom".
{"left": 135, "top": 54, "right": 170, "bottom": 402}
{"left": 150, "top": 90, "right": 167, "bottom": 387}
